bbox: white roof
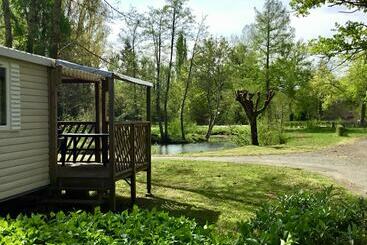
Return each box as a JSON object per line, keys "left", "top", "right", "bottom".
{"left": 0, "top": 45, "right": 152, "bottom": 87}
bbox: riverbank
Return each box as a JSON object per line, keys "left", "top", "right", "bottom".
{"left": 152, "top": 126, "right": 367, "bottom": 156}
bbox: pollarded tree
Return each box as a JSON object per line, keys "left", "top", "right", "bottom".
{"left": 236, "top": 90, "right": 275, "bottom": 145}
{"left": 236, "top": 0, "right": 293, "bottom": 145}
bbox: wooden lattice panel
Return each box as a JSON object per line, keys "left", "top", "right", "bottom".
{"left": 114, "top": 122, "right": 150, "bottom": 175}
{"left": 57, "top": 122, "right": 97, "bottom": 163}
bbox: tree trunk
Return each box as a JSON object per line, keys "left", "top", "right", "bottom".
{"left": 360, "top": 102, "right": 366, "bottom": 127}
{"left": 180, "top": 95, "right": 187, "bottom": 140}
{"left": 163, "top": 6, "right": 177, "bottom": 143}
{"left": 205, "top": 115, "right": 216, "bottom": 141}
{"left": 156, "top": 28, "right": 165, "bottom": 142}
{"left": 318, "top": 99, "right": 323, "bottom": 120}
{"left": 180, "top": 56, "right": 194, "bottom": 141}
{"left": 249, "top": 117, "right": 259, "bottom": 146}
{"left": 2, "top": 0, "right": 13, "bottom": 48}
{"left": 50, "top": 0, "right": 62, "bottom": 58}
{"left": 26, "top": 1, "right": 38, "bottom": 53}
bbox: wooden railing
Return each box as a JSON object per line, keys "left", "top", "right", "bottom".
{"left": 57, "top": 121, "right": 106, "bottom": 164}
{"left": 114, "top": 122, "right": 150, "bottom": 175}
{"left": 57, "top": 121, "right": 151, "bottom": 175}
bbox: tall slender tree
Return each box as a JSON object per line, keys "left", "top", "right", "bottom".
{"left": 252, "top": 0, "right": 294, "bottom": 93}
{"left": 143, "top": 8, "right": 167, "bottom": 141}
{"left": 50, "top": 0, "right": 62, "bottom": 58}
{"left": 179, "top": 18, "right": 206, "bottom": 140}
{"left": 195, "top": 37, "right": 230, "bottom": 140}
{"left": 2, "top": 0, "right": 13, "bottom": 48}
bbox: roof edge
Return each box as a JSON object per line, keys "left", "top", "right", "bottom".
{"left": 0, "top": 45, "right": 55, "bottom": 67}
{"left": 114, "top": 73, "right": 153, "bottom": 87}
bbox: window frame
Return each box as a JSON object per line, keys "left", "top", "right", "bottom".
{"left": 0, "top": 60, "right": 10, "bottom": 130}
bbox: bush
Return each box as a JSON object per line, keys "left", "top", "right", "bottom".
{"left": 230, "top": 125, "right": 251, "bottom": 146}
{"left": 0, "top": 207, "right": 223, "bottom": 245}
{"left": 237, "top": 187, "right": 367, "bottom": 245}
{"left": 258, "top": 121, "right": 286, "bottom": 146}
{"left": 336, "top": 124, "right": 348, "bottom": 136}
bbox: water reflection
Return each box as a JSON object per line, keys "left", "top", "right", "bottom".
{"left": 154, "top": 142, "right": 237, "bottom": 155}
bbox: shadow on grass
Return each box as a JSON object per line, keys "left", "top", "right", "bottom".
{"left": 115, "top": 194, "right": 221, "bottom": 226}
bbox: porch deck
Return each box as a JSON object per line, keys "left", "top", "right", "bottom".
{"left": 54, "top": 121, "right": 151, "bottom": 208}
{"left": 48, "top": 62, "right": 153, "bottom": 210}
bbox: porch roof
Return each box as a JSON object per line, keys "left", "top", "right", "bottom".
{"left": 0, "top": 45, "right": 152, "bottom": 87}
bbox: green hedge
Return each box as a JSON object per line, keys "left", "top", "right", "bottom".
{"left": 237, "top": 187, "right": 367, "bottom": 245}
{"left": 0, "top": 207, "right": 223, "bottom": 245}
{"left": 1, "top": 188, "right": 366, "bottom": 245}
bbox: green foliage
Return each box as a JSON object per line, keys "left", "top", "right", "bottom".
{"left": 336, "top": 124, "right": 348, "bottom": 136}
{"left": 258, "top": 120, "right": 286, "bottom": 146}
{"left": 291, "top": 0, "right": 367, "bottom": 60}
{"left": 238, "top": 187, "right": 367, "bottom": 245}
{"left": 229, "top": 125, "right": 251, "bottom": 146}
{"left": 0, "top": 207, "right": 222, "bottom": 245}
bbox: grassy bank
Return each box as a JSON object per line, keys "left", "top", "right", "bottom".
{"left": 187, "top": 127, "right": 367, "bottom": 156}
{"left": 116, "top": 159, "right": 348, "bottom": 232}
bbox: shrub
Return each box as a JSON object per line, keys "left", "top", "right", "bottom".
{"left": 336, "top": 124, "right": 348, "bottom": 136}
{"left": 258, "top": 121, "right": 286, "bottom": 146}
{"left": 0, "top": 207, "right": 224, "bottom": 245}
{"left": 230, "top": 125, "right": 251, "bottom": 146}
{"left": 237, "top": 187, "right": 367, "bottom": 245}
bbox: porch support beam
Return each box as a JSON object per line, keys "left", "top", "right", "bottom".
{"left": 107, "top": 77, "right": 116, "bottom": 210}
{"left": 48, "top": 65, "right": 62, "bottom": 187}
{"left": 146, "top": 87, "right": 152, "bottom": 195}
{"left": 95, "top": 81, "right": 101, "bottom": 163}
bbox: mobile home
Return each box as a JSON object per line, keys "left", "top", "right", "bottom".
{"left": 0, "top": 45, "right": 152, "bottom": 209}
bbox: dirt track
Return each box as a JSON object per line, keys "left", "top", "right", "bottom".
{"left": 154, "top": 139, "right": 367, "bottom": 196}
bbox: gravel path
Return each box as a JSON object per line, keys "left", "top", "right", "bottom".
{"left": 154, "top": 139, "right": 367, "bottom": 196}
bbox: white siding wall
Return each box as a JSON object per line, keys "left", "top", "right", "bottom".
{"left": 0, "top": 58, "right": 50, "bottom": 201}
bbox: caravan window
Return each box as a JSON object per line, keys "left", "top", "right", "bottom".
{"left": 0, "top": 67, "right": 6, "bottom": 126}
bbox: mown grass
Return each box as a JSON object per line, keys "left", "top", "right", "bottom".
{"left": 116, "top": 159, "right": 348, "bottom": 233}
{"left": 186, "top": 127, "right": 367, "bottom": 156}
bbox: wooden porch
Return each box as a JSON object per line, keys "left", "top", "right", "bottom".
{"left": 49, "top": 65, "right": 152, "bottom": 210}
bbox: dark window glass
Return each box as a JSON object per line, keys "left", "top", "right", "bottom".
{"left": 0, "top": 67, "right": 6, "bottom": 126}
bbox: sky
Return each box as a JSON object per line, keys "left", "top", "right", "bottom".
{"left": 107, "top": 0, "right": 366, "bottom": 44}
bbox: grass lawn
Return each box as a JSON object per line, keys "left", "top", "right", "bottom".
{"left": 116, "top": 159, "right": 348, "bottom": 233}
{"left": 186, "top": 127, "right": 367, "bottom": 156}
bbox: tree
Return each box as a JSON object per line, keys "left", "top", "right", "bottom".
{"left": 143, "top": 7, "right": 168, "bottom": 141}
{"left": 236, "top": 90, "right": 275, "bottom": 145}
{"left": 178, "top": 18, "right": 206, "bottom": 141}
{"left": 290, "top": 0, "right": 367, "bottom": 61}
{"left": 309, "top": 62, "right": 340, "bottom": 119}
{"left": 341, "top": 58, "right": 367, "bottom": 126}
{"left": 2, "top": 0, "right": 13, "bottom": 47}
{"left": 235, "top": 0, "right": 292, "bottom": 145}
{"left": 272, "top": 41, "right": 312, "bottom": 120}
{"left": 50, "top": 0, "right": 62, "bottom": 58}
{"left": 252, "top": 0, "right": 294, "bottom": 93}
{"left": 195, "top": 37, "right": 230, "bottom": 140}
{"left": 162, "top": 0, "right": 192, "bottom": 143}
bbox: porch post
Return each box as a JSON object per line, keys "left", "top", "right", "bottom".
{"left": 101, "top": 80, "right": 108, "bottom": 164}
{"left": 94, "top": 81, "right": 101, "bottom": 162}
{"left": 108, "top": 77, "right": 116, "bottom": 210}
{"left": 48, "top": 66, "right": 61, "bottom": 187}
{"left": 146, "top": 86, "right": 152, "bottom": 195}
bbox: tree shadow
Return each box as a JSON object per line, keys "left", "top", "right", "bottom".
{"left": 115, "top": 194, "right": 221, "bottom": 226}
